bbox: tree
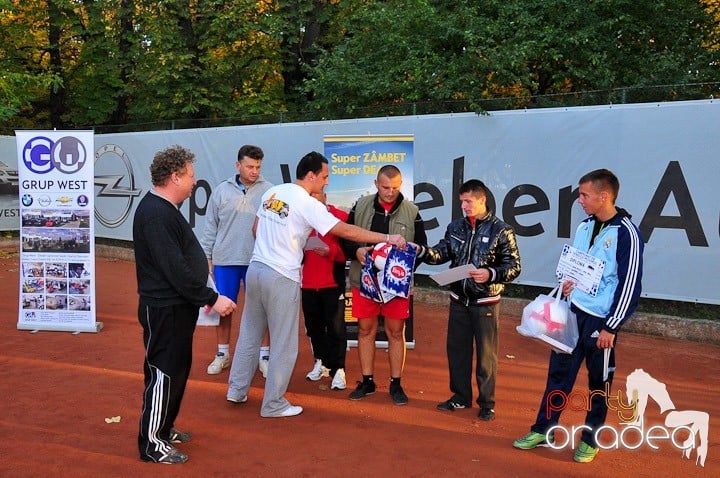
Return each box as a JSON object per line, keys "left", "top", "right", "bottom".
{"left": 1, "top": 0, "right": 718, "bottom": 131}
{"left": 1, "top": 0, "right": 290, "bottom": 130}
{"left": 269, "top": 0, "right": 346, "bottom": 108}
{"left": 0, "top": 0, "right": 68, "bottom": 128}
{"left": 63, "top": 0, "right": 135, "bottom": 126}
{"left": 304, "top": 0, "right": 720, "bottom": 114}
{"left": 302, "top": 1, "right": 461, "bottom": 115}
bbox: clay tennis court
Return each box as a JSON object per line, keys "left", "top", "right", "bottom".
{"left": 1, "top": 247, "right": 717, "bottom": 477}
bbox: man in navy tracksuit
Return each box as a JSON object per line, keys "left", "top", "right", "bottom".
{"left": 513, "top": 169, "right": 643, "bottom": 463}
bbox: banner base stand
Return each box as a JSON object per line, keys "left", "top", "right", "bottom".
{"left": 18, "top": 321, "right": 104, "bottom": 334}
{"left": 347, "top": 340, "right": 415, "bottom": 350}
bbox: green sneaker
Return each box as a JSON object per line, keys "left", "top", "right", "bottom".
{"left": 573, "top": 441, "right": 598, "bottom": 463}
{"left": 513, "top": 431, "right": 554, "bottom": 450}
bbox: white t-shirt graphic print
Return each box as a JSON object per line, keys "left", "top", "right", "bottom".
{"left": 252, "top": 183, "right": 340, "bottom": 282}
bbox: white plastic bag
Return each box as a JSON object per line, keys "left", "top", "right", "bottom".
{"left": 197, "top": 275, "right": 221, "bottom": 326}
{"left": 517, "top": 286, "right": 578, "bottom": 353}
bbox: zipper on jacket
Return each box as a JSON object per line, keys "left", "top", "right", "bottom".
{"left": 461, "top": 223, "right": 477, "bottom": 305}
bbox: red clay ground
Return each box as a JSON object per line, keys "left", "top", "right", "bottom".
{"left": 0, "top": 249, "right": 718, "bottom": 477}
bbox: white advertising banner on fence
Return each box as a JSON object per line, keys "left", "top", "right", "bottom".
{"left": 1, "top": 100, "right": 718, "bottom": 304}
{"left": 15, "top": 131, "right": 98, "bottom": 333}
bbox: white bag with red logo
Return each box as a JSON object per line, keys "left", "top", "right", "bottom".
{"left": 517, "top": 286, "right": 578, "bottom": 353}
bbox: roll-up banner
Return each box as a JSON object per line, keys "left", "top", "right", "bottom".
{"left": 325, "top": 135, "right": 416, "bottom": 349}
{"left": 15, "top": 131, "right": 99, "bottom": 333}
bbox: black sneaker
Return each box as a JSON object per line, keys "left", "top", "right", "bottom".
{"left": 437, "top": 399, "right": 467, "bottom": 411}
{"left": 479, "top": 408, "right": 495, "bottom": 421}
{"left": 168, "top": 428, "right": 192, "bottom": 444}
{"left": 390, "top": 386, "right": 408, "bottom": 406}
{"left": 140, "top": 447, "right": 188, "bottom": 464}
{"left": 348, "top": 381, "right": 376, "bottom": 400}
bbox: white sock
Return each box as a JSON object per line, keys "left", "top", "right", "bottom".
{"left": 218, "top": 344, "right": 230, "bottom": 357}
{"left": 260, "top": 346, "right": 270, "bottom": 360}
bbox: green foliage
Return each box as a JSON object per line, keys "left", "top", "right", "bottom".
{"left": 0, "top": 0, "right": 718, "bottom": 130}
{"left": 271, "top": 0, "right": 347, "bottom": 105}
{"left": 0, "top": 0, "right": 289, "bottom": 129}
{"left": 0, "top": 73, "right": 50, "bottom": 122}
{"left": 304, "top": 1, "right": 463, "bottom": 115}
{"left": 62, "top": 0, "right": 128, "bottom": 125}
{"left": 304, "top": 0, "right": 720, "bottom": 113}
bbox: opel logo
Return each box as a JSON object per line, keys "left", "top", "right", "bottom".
{"left": 94, "top": 144, "right": 142, "bottom": 228}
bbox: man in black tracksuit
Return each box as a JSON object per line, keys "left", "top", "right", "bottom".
{"left": 417, "top": 179, "right": 521, "bottom": 420}
{"left": 133, "top": 145, "right": 236, "bottom": 464}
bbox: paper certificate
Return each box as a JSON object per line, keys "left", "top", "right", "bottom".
{"left": 430, "top": 264, "right": 477, "bottom": 286}
{"left": 556, "top": 244, "right": 605, "bottom": 296}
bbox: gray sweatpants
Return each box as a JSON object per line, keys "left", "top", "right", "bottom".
{"left": 227, "top": 261, "right": 300, "bottom": 416}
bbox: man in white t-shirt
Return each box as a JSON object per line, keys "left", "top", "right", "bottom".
{"left": 226, "top": 151, "right": 407, "bottom": 418}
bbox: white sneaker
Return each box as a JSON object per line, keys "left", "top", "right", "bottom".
{"left": 226, "top": 395, "right": 247, "bottom": 404}
{"left": 306, "top": 359, "right": 330, "bottom": 381}
{"left": 258, "top": 357, "right": 269, "bottom": 378}
{"left": 207, "top": 352, "right": 230, "bottom": 375}
{"left": 265, "top": 405, "right": 303, "bottom": 418}
{"left": 331, "top": 368, "right": 346, "bottom": 390}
